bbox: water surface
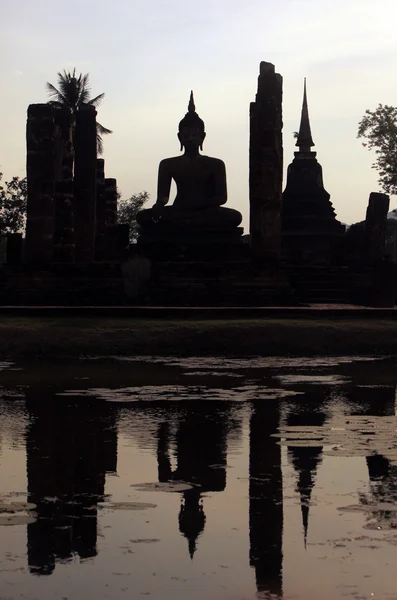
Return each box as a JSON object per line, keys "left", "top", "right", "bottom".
{"left": 1, "top": 355, "right": 397, "bottom": 600}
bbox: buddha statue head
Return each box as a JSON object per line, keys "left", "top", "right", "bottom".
{"left": 178, "top": 91, "right": 206, "bottom": 152}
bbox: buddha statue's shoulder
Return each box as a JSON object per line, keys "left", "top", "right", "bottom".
{"left": 158, "top": 156, "right": 181, "bottom": 168}
{"left": 159, "top": 155, "right": 225, "bottom": 168}
{"left": 199, "top": 154, "right": 225, "bottom": 166}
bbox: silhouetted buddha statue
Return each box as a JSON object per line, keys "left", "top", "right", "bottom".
{"left": 136, "top": 92, "right": 242, "bottom": 237}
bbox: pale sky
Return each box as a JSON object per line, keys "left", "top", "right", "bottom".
{"left": 1, "top": 0, "right": 397, "bottom": 231}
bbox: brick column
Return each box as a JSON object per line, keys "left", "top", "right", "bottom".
{"left": 73, "top": 104, "right": 97, "bottom": 262}
{"left": 104, "top": 178, "right": 117, "bottom": 226}
{"left": 53, "top": 110, "right": 75, "bottom": 262}
{"left": 249, "top": 62, "right": 283, "bottom": 265}
{"left": 95, "top": 159, "right": 107, "bottom": 260}
{"left": 25, "top": 104, "right": 56, "bottom": 263}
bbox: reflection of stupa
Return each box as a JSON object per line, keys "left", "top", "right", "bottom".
{"left": 156, "top": 403, "right": 228, "bottom": 558}
{"left": 287, "top": 410, "right": 325, "bottom": 547}
{"left": 178, "top": 488, "right": 206, "bottom": 559}
{"left": 25, "top": 391, "right": 118, "bottom": 575}
{"left": 249, "top": 403, "right": 283, "bottom": 596}
{"left": 289, "top": 446, "right": 323, "bottom": 547}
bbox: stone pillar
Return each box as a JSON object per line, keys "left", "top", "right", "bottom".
{"left": 105, "top": 178, "right": 117, "bottom": 226}
{"left": 25, "top": 104, "right": 56, "bottom": 264}
{"left": 249, "top": 62, "right": 283, "bottom": 265}
{"left": 73, "top": 105, "right": 97, "bottom": 262}
{"left": 364, "top": 192, "right": 390, "bottom": 264}
{"left": 53, "top": 110, "right": 75, "bottom": 262}
{"left": 372, "top": 257, "right": 396, "bottom": 307}
{"left": 107, "top": 223, "right": 130, "bottom": 261}
{"left": 6, "top": 233, "right": 23, "bottom": 265}
{"left": 95, "top": 159, "right": 107, "bottom": 260}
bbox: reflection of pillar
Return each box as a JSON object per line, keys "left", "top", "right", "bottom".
{"left": 156, "top": 404, "right": 228, "bottom": 558}
{"left": 249, "top": 403, "right": 282, "bottom": 595}
{"left": 363, "top": 385, "right": 397, "bottom": 521}
{"left": 348, "top": 385, "right": 396, "bottom": 418}
{"left": 25, "top": 392, "right": 118, "bottom": 575}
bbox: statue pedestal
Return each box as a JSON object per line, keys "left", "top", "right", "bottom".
{"left": 123, "top": 252, "right": 293, "bottom": 306}
{"left": 136, "top": 227, "right": 245, "bottom": 261}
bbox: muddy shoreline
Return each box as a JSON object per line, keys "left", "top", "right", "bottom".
{"left": 0, "top": 316, "right": 396, "bottom": 360}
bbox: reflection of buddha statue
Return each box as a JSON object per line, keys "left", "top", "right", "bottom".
{"left": 136, "top": 92, "right": 242, "bottom": 235}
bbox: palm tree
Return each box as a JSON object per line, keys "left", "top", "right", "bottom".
{"left": 46, "top": 68, "right": 112, "bottom": 154}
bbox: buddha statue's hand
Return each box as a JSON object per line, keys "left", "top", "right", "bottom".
{"left": 152, "top": 202, "right": 165, "bottom": 223}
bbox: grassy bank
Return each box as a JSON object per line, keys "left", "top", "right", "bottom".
{"left": 0, "top": 316, "right": 396, "bottom": 360}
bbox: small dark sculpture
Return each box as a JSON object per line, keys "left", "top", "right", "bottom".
{"left": 137, "top": 92, "right": 242, "bottom": 232}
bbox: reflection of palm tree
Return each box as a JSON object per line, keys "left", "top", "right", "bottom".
{"left": 46, "top": 69, "right": 112, "bottom": 154}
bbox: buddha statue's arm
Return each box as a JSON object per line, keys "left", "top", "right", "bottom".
{"left": 213, "top": 159, "right": 227, "bottom": 206}
{"left": 154, "top": 160, "right": 172, "bottom": 207}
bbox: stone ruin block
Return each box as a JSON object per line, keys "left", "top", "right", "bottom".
{"left": 364, "top": 192, "right": 390, "bottom": 264}
{"left": 361, "top": 192, "right": 396, "bottom": 307}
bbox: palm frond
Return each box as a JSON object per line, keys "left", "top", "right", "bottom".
{"left": 80, "top": 73, "right": 91, "bottom": 90}
{"left": 77, "top": 73, "right": 91, "bottom": 105}
{"left": 47, "top": 67, "right": 111, "bottom": 152}
{"left": 46, "top": 82, "right": 68, "bottom": 105}
{"left": 97, "top": 122, "right": 112, "bottom": 135}
{"left": 88, "top": 93, "right": 105, "bottom": 107}
{"left": 97, "top": 134, "right": 104, "bottom": 155}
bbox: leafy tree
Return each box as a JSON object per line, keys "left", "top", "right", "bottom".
{"left": 0, "top": 172, "right": 27, "bottom": 234}
{"left": 357, "top": 104, "right": 397, "bottom": 195}
{"left": 117, "top": 191, "right": 149, "bottom": 242}
{"left": 46, "top": 68, "right": 112, "bottom": 154}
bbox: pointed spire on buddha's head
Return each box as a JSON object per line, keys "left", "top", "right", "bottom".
{"left": 295, "top": 78, "right": 316, "bottom": 157}
{"left": 188, "top": 90, "right": 195, "bottom": 113}
{"left": 178, "top": 91, "right": 206, "bottom": 151}
{"left": 178, "top": 90, "right": 205, "bottom": 133}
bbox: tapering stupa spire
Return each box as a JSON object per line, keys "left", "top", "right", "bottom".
{"left": 295, "top": 78, "right": 315, "bottom": 155}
